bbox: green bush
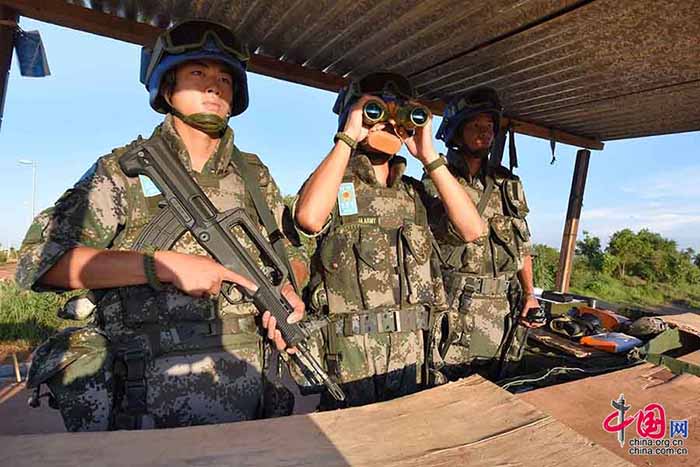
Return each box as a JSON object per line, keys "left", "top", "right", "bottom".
{"left": 532, "top": 244, "right": 559, "bottom": 290}
{"left": 0, "top": 281, "right": 75, "bottom": 346}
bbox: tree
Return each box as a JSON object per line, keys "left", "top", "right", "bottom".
{"left": 531, "top": 244, "right": 559, "bottom": 290}
{"left": 576, "top": 231, "right": 604, "bottom": 271}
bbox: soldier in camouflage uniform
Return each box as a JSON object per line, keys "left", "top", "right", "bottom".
{"left": 424, "top": 87, "right": 544, "bottom": 381}
{"left": 294, "top": 73, "right": 486, "bottom": 409}
{"left": 16, "top": 20, "right": 307, "bottom": 431}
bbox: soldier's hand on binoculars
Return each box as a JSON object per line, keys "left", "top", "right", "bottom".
{"left": 154, "top": 251, "right": 258, "bottom": 299}
{"left": 343, "top": 95, "right": 376, "bottom": 142}
{"left": 402, "top": 114, "right": 438, "bottom": 164}
{"left": 261, "top": 282, "right": 305, "bottom": 354}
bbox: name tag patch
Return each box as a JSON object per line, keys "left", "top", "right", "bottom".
{"left": 139, "top": 175, "right": 162, "bottom": 198}
{"left": 337, "top": 182, "right": 359, "bottom": 216}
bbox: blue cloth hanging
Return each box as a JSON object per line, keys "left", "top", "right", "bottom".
{"left": 14, "top": 29, "right": 50, "bottom": 77}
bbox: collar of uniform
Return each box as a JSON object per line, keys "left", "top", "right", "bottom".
{"left": 351, "top": 153, "right": 407, "bottom": 188}
{"left": 446, "top": 149, "right": 488, "bottom": 188}
{"left": 155, "top": 114, "right": 233, "bottom": 177}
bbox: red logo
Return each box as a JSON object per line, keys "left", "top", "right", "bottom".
{"left": 603, "top": 394, "right": 667, "bottom": 446}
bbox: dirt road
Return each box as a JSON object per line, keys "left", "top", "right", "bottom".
{"left": 0, "top": 263, "right": 16, "bottom": 281}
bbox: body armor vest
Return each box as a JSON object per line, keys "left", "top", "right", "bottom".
{"left": 311, "top": 155, "right": 446, "bottom": 318}
{"left": 439, "top": 157, "right": 531, "bottom": 311}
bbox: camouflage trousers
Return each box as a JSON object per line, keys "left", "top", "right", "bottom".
{"left": 438, "top": 294, "right": 526, "bottom": 381}
{"left": 319, "top": 329, "right": 424, "bottom": 410}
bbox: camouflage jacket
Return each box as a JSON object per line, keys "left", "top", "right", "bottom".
{"left": 16, "top": 115, "right": 307, "bottom": 323}
{"left": 305, "top": 153, "right": 447, "bottom": 316}
{"left": 423, "top": 150, "right": 532, "bottom": 278}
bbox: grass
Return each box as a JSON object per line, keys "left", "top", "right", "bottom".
{"left": 0, "top": 281, "right": 78, "bottom": 350}
{"left": 570, "top": 270, "right": 700, "bottom": 310}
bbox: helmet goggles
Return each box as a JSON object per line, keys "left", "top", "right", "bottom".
{"left": 354, "top": 72, "right": 414, "bottom": 100}
{"left": 142, "top": 20, "right": 250, "bottom": 86}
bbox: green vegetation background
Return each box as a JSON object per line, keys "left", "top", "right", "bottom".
{"left": 2, "top": 225, "right": 699, "bottom": 351}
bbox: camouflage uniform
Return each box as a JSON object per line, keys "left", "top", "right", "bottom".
{"left": 18, "top": 115, "right": 305, "bottom": 431}
{"left": 423, "top": 150, "right": 531, "bottom": 380}
{"left": 302, "top": 153, "right": 447, "bottom": 409}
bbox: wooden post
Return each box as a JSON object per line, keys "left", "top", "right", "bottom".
{"left": 12, "top": 352, "right": 22, "bottom": 382}
{"left": 555, "top": 149, "right": 591, "bottom": 292}
{"left": 0, "top": 7, "right": 19, "bottom": 132}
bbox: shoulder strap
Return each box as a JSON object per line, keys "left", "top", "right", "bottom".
{"left": 476, "top": 175, "right": 495, "bottom": 216}
{"left": 402, "top": 176, "right": 428, "bottom": 226}
{"left": 230, "top": 146, "right": 299, "bottom": 293}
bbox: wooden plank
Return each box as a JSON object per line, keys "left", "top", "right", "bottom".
{"left": 505, "top": 117, "right": 605, "bottom": 151}
{"left": 659, "top": 313, "right": 700, "bottom": 338}
{"left": 1, "top": 375, "right": 631, "bottom": 467}
{"left": 520, "top": 352, "right": 700, "bottom": 466}
{"left": 1, "top": 0, "right": 605, "bottom": 150}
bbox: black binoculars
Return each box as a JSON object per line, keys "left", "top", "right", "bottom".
{"left": 362, "top": 98, "right": 431, "bottom": 129}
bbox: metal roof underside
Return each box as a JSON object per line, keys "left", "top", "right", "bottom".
{"left": 4, "top": 0, "right": 700, "bottom": 146}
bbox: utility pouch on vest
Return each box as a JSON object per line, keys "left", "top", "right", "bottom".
{"left": 355, "top": 226, "right": 394, "bottom": 309}
{"left": 320, "top": 225, "right": 363, "bottom": 313}
{"left": 502, "top": 178, "right": 529, "bottom": 218}
{"left": 400, "top": 222, "right": 435, "bottom": 305}
{"left": 511, "top": 217, "right": 531, "bottom": 255}
{"left": 27, "top": 327, "right": 113, "bottom": 432}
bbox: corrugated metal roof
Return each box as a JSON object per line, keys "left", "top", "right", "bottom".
{"left": 7, "top": 0, "right": 700, "bottom": 143}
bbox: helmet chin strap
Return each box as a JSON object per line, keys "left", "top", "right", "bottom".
{"left": 455, "top": 141, "right": 491, "bottom": 161}
{"left": 364, "top": 148, "right": 394, "bottom": 164}
{"left": 165, "top": 95, "right": 230, "bottom": 137}
{"left": 170, "top": 107, "right": 230, "bottom": 137}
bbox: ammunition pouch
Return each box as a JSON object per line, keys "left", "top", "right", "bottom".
{"left": 502, "top": 178, "right": 529, "bottom": 218}
{"left": 27, "top": 327, "right": 114, "bottom": 432}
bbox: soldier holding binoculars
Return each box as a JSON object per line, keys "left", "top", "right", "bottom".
{"left": 294, "top": 72, "right": 486, "bottom": 409}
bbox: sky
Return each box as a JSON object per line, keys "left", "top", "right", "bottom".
{"left": 1, "top": 19, "right": 699, "bottom": 253}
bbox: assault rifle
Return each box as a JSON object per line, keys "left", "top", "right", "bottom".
{"left": 120, "top": 137, "right": 345, "bottom": 402}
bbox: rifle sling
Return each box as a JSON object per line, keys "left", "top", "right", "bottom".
{"left": 230, "top": 146, "right": 299, "bottom": 293}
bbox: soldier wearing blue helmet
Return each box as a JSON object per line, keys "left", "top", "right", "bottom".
{"left": 294, "top": 72, "right": 487, "bottom": 409}
{"left": 425, "top": 87, "right": 543, "bottom": 381}
{"left": 17, "top": 20, "right": 308, "bottom": 431}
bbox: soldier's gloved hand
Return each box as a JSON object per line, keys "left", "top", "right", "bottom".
{"left": 342, "top": 94, "right": 376, "bottom": 143}
{"left": 261, "top": 282, "right": 305, "bottom": 354}
{"left": 519, "top": 294, "right": 545, "bottom": 329}
{"left": 401, "top": 107, "right": 439, "bottom": 164}
{"left": 154, "top": 251, "right": 258, "bottom": 298}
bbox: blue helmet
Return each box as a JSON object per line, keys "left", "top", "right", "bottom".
{"left": 436, "top": 87, "right": 503, "bottom": 149}
{"left": 140, "top": 20, "right": 250, "bottom": 116}
{"left": 333, "top": 72, "right": 415, "bottom": 131}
